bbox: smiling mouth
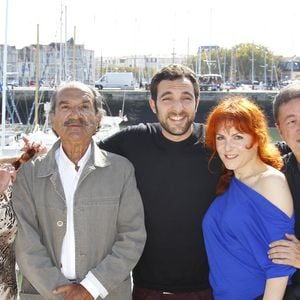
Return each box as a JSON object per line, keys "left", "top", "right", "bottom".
{"left": 169, "top": 115, "right": 186, "bottom": 122}
{"left": 225, "top": 154, "right": 238, "bottom": 159}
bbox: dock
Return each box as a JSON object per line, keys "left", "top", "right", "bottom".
{"left": 1, "top": 87, "right": 278, "bottom": 126}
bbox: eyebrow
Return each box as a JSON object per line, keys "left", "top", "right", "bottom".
{"left": 58, "top": 99, "right": 91, "bottom": 105}
{"left": 283, "top": 114, "right": 297, "bottom": 122}
{"left": 57, "top": 100, "right": 69, "bottom": 106}
{"left": 216, "top": 131, "right": 242, "bottom": 136}
{"left": 159, "top": 91, "right": 194, "bottom": 98}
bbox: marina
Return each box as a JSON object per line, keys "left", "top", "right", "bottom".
{"left": 1, "top": 1, "right": 299, "bottom": 298}
{"left": 0, "top": 87, "right": 278, "bottom": 126}
{"left": 0, "top": 0, "right": 296, "bottom": 153}
{"left": 0, "top": 86, "right": 282, "bottom": 156}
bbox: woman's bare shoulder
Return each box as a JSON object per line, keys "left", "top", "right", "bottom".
{"left": 255, "top": 166, "right": 293, "bottom": 217}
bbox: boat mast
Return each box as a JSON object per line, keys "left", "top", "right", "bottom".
{"left": 64, "top": 6, "right": 68, "bottom": 81}
{"left": 72, "top": 26, "right": 76, "bottom": 80}
{"left": 1, "top": 0, "right": 9, "bottom": 148}
{"left": 58, "top": 0, "right": 63, "bottom": 84}
{"left": 34, "top": 24, "right": 40, "bottom": 127}
{"left": 223, "top": 51, "right": 226, "bottom": 81}
{"left": 208, "top": 8, "right": 212, "bottom": 74}
{"left": 230, "top": 47, "right": 237, "bottom": 85}
{"left": 198, "top": 46, "right": 202, "bottom": 75}
{"left": 251, "top": 43, "right": 255, "bottom": 86}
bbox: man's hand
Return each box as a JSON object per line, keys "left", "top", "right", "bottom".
{"left": 53, "top": 283, "right": 93, "bottom": 300}
{"left": 11, "top": 136, "right": 49, "bottom": 170}
{"left": 21, "top": 136, "right": 48, "bottom": 156}
{"left": 268, "top": 233, "right": 300, "bottom": 268}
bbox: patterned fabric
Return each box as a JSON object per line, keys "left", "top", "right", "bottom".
{"left": 0, "top": 184, "right": 17, "bottom": 299}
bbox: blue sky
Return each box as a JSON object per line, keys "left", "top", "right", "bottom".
{"left": 1, "top": 0, "right": 299, "bottom": 58}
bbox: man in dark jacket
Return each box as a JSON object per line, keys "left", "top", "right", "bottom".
{"left": 268, "top": 83, "right": 300, "bottom": 299}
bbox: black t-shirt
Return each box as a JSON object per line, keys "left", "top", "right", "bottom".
{"left": 99, "top": 123, "right": 220, "bottom": 292}
{"left": 282, "top": 153, "right": 300, "bottom": 284}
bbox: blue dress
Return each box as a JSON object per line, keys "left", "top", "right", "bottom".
{"left": 203, "top": 177, "right": 296, "bottom": 300}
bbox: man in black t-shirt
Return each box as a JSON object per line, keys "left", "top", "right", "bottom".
{"left": 268, "top": 84, "right": 300, "bottom": 299}
{"left": 99, "top": 64, "right": 220, "bottom": 300}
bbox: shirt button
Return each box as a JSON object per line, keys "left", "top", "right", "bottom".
{"left": 57, "top": 221, "right": 64, "bottom": 227}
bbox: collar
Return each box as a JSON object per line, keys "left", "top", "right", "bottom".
{"left": 57, "top": 143, "right": 91, "bottom": 171}
{"left": 283, "top": 152, "right": 300, "bottom": 173}
{"left": 37, "top": 139, "right": 110, "bottom": 178}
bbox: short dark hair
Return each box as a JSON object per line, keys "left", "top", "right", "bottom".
{"left": 50, "top": 81, "right": 103, "bottom": 114}
{"left": 150, "top": 64, "right": 200, "bottom": 101}
{"left": 273, "top": 83, "right": 300, "bottom": 123}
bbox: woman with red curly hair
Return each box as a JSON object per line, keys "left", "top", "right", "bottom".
{"left": 202, "top": 97, "right": 295, "bottom": 299}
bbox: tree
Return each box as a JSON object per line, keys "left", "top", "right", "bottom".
{"left": 190, "top": 43, "right": 283, "bottom": 86}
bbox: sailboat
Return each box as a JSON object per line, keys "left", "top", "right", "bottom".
{"left": 1, "top": 0, "right": 9, "bottom": 151}
{"left": 0, "top": 0, "right": 28, "bottom": 156}
{"left": 1, "top": 3, "right": 125, "bottom": 157}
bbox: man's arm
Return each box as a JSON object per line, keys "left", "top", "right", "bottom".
{"left": 0, "top": 156, "right": 18, "bottom": 164}
{"left": 86, "top": 160, "right": 146, "bottom": 294}
{"left": 268, "top": 233, "right": 300, "bottom": 268}
{"left": 98, "top": 129, "right": 125, "bottom": 155}
{"left": 0, "top": 165, "right": 16, "bottom": 193}
{"left": 13, "top": 163, "right": 69, "bottom": 298}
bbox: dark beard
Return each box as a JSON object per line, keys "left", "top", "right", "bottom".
{"left": 158, "top": 113, "right": 194, "bottom": 137}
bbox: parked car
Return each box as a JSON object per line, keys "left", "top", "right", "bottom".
{"left": 198, "top": 74, "right": 223, "bottom": 91}
{"left": 221, "top": 82, "right": 236, "bottom": 91}
{"left": 7, "top": 79, "right": 19, "bottom": 87}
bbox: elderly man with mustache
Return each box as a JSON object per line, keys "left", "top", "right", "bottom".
{"left": 12, "top": 81, "right": 146, "bottom": 300}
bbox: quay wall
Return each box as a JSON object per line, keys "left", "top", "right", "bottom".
{"left": 0, "top": 88, "right": 278, "bottom": 126}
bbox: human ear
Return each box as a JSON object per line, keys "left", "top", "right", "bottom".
{"left": 149, "top": 98, "right": 157, "bottom": 114}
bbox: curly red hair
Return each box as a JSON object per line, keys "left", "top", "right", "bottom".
{"left": 205, "top": 96, "right": 283, "bottom": 195}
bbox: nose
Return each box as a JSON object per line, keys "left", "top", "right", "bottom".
{"left": 172, "top": 99, "right": 184, "bottom": 112}
{"left": 224, "top": 139, "right": 233, "bottom": 151}
{"left": 68, "top": 106, "right": 83, "bottom": 117}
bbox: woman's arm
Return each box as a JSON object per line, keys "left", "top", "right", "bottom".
{"left": 263, "top": 276, "right": 288, "bottom": 300}
{"left": 0, "top": 156, "right": 18, "bottom": 164}
{"left": 0, "top": 165, "right": 16, "bottom": 193}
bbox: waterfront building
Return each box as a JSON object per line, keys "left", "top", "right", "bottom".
{"left": 279, "top": 57, "right": 300, "bottom": 82}
{"left": 0, "top": 45, "right": 18, "bottom": 85}
{"left": 1, "top": 41, "right": 300, "bottom": 88}
{"left": 95, "top": 54, "right": 186, "bottom": 84}
{"left": 0, "top": 41, "right": 95, "bottom": 87}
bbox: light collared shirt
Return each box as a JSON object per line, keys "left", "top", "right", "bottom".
{"left": 56, "top": 143, "right": 108, "bottom": 299}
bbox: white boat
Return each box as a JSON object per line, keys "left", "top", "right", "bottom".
{"left": 0, "top": 114, "right": 126, "bottom": 158}
{"left": 22, "top": 115, "right": 126, "bottom": 149}
{"left": 0, "top": 124, "right": 27, "bottom": 156}
{"left": 94, "top": 115, "right": 127, "bottom": 143}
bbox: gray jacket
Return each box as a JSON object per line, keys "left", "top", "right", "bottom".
{"left": 13, "top": 140, "right": 146, "bottom": 299}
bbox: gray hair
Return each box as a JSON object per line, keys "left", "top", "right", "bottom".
{"left": 273, "top": 83, "right": 300, "bottom": 123}
{"left": 50, "top": 81, "right": 103, "bottom": 115}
